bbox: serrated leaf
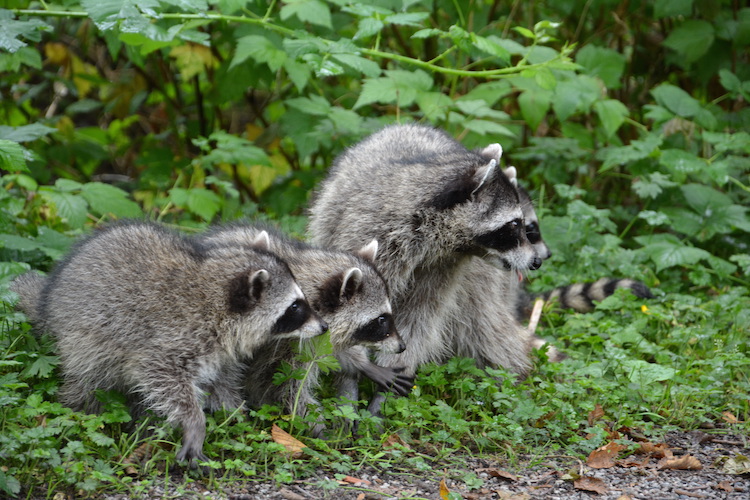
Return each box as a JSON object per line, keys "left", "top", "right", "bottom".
{"left": 651, "top": 84, "right": 702, "bottom": 117}
{"left": 280, "top": 0, "right": 332, "bottom": 29}
{"left": 284, "top": 59, "right": 311, "bottom": 91}
{"left": 622, "top": 359, "right": 676, "bottom": 386}
{"left": 594, "top": 99, "right": 629, "bottom": 139}
{"left": 411, "top": 28, "right": 443, "bottom": 39}
{"left": 0, "top": 13, "right": 50, "bottom": 53}
{"left": 81, "top": 182, "right": 143, "bottom": 219}
{"left": 354, "top": 17, "right": 384, "bottom": 39}
{"left": 354, "top": 69, "right": 433, "bottom": 109}
{"left": 331, "top": 53, "right": 381, "bottom": 77}
{"left": 552, "top": 76, "right": 600, "bottom": 121}
{"left": 187, "top": 188, "right": 221, "bottom": 221}
{"left": 0, "top": 140, "right": 27, "bottom": 172}
{"left": 0, "top": 123, "right": 57, "bottom": 142}
{"left": 518, "top": 89, "right": 551, "bottom": 132}
{"left": 576, "top": 45, "right": 626, "bottom": 88}
{"left": 597, "top": 134, "right": 663, "bottom": 172}
{"left": 385, "top": 12, "right": 430, "bottom": 26}
{"left": 41, "top": 190, "right": 89, "bottom": 229}
{"left": 663, "top": 19, "right": 714, "bottom": 64}
{"left": 231, "top": 35, "right": 287, "bottom": 71}
{"left": 21, "top": 354, "right": 59, "bottom": 378}
{"left": 659, "top": 149, "right": 705, "bottom": 178}
{"left": 286, "top": 95, "right": 331, "bottom": 116}
{"left": 470, "top": 34, "right": 510, "bottom": 63}
{"left": 641, "top": 240, "right": 711, "bottom": 271}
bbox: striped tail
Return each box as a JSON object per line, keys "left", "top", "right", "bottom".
{"left": 539, "top": 277, "right": 653, "bottom": 313}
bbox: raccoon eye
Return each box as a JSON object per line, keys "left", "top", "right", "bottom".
{"left": 272, "top": 299, "right": 311, "bottom": 334}
{"left": 378, "top": 315, "right": 387, "bottom": 325}
{"left": 526, "top": 222, "right": 541, "bottom": 243}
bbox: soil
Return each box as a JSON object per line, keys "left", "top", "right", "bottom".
{"left": 102, "top": 430, "right": 749, "bottom": 500}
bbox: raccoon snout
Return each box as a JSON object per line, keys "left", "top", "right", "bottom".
{"left": 318, "top": 320, "right": 330, "bottom": 334}
{"left": 396, "top": 339, "right": 406, "bottom": 353}
{"left": 530, "top": 256, "right": 542, "bottom": 270}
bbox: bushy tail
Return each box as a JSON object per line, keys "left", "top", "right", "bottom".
{"left": 519, "top": 277, "right": 653, "bottom": 317}
{"left": 10, "top": 272, "right": 47, "bottom": 326}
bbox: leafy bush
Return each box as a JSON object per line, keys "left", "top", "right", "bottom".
{"left": 1, "top": 0, "right": 748, "bottom": 497}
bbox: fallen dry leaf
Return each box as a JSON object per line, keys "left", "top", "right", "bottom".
{"left": 617, "top": 455, "right": 649, "bottom": 468}
{"left": 383, "top": 433, "right": 411, "bottom": 450}
{"left": 122, "top": 442, "right": 156, "bottom": 476}
{"left": 659, "top": 455, "right": 702, "bottom": 470}
{"left": 636, "top": 441, "right": 672, "bottom": 458}
{"left": 616, "top": 495, "right": 634, "bottom": 500}
{"left": 574, "top": 476, "right": 608, "bottom": 494}
{"left": 475, "top": 467, "right": 517, "bottom": 481}
{"left": 722, "top": 411, "right": 742, "bottom": 424}
{"left": 278, "top": 488, "right": 305, "bottom": 500}
{"left": 338, "top": 475, "right": 372, "bottom": 486}
{"left": 588, "top": 404, "right": 605, "bottom": 426}
{"left": 439, "top": 478, "right": 450, "bottom": 500}
{"left": 494, "top": 492, "right": 531, "bottom": 500}
{"left": 715, "top": 480, "right": 734, "bottom": 492}
{"left": 587, "top": 441, "right": 627, "bottom": 469}
{"left": 271, "top": 424, "right": 307, "bottom": 458}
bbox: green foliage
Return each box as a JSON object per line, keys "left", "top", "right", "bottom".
{"left": 0, "top": 0, "right": 748, "bottom": 497}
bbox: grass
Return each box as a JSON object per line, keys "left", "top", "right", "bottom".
{"left": 1, "top": 212, "right": 749, "bottom": 498}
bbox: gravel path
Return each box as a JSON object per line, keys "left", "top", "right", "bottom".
{"left": 102, "top": 431, "right": 749, "bottom": 499}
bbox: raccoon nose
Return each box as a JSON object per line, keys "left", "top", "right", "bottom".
{"left": 396, "top": 340, "right": 406, "bottom": 353}
{"left": 530, "top": 256, "right": 542, "bottom": 270}
{"left": 318, "top": 320, "right": 329, "bottom": 334}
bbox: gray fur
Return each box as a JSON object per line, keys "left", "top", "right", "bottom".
{"left": 198, "top": 223, "right": 410, "bottom": 433}
{"left": 10, "top": 271, "right": 46, "bottom": 326}
{"left": 12, "top": 220, "right": 326, "bottom": 464}
{"left": 307, "top": 124, "right": 543, "bottom": 403}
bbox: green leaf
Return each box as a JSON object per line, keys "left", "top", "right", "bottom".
{"left": 0, "top": 140, "right": 27, "bottom": 172}
{"left": 331, "top": 53, "right": 381, "bottom": 77}
{"left": 286, "top": 95, "right": 331, "bottom": 116}
{"left": 552, "top": 76, "right": 600, "bottom": 121}
{"left": 416, "top": 92, "right": 454, "bottom": 122}
{"left": 21, "top": 354, "right": 59, "bottom": 378}
{"left": 597, "top": 134, "right": 662, "bottom": 172}
{"left": 385, "top": 12, "right": 430, "bottom": 27}
{"left": 231, "top": 35, "right": 287, "bottom": 71}
{"left": 663, "top": 20, "right": 715, "bottom": 64}
{"left": 41, "top": 190, "right": 89, "bottom": 229}
{"left": 518, "top": 89, "right": 552, "bottom": 132}
{"left": 0, "top": 11, "right": 50, "bottom": 53}
{"left": 470, "top": 34, "right": 510, "bottom": 63}
{"left": 659, "top": 149, "right": 706, "bottom": 179}
{"left": 651, "top": 84, "right": 703, "bottom": 117}
{"left": 187, "top": 188, "right": 222, "bottom": 221}
{"left": 0, "top": 468, "right": 21, "bottom": 497}
{"left": 354, "top": 69, "right": 433, "bottom": 109}
{"left": 576, "top": 45, "right": 626, "bottom": 89}
{"left": 0, "top": 124, "right": 56, "bottom": 143}
{"left": 640, "top": 240, "right": 711, "bottom": 272}
{"left": 354, "top": 17, "right": 384, "bottom": 39}
{"left": 622, "top": 359, "right": 676, "bottom": 386}
{"left": 594, "top": 99, "right": 629, "bottom": 139}
{"left": 81, "top": 182, "right": 143, "bottom": 219}
{"left": 654, "top": 0, "right": 693, "bottom": 18}
{"left": 280, "top": 0, "right": 333, "bottom": 29}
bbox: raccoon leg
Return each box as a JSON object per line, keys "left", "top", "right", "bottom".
{"left": 203, "top": 363, "right": 244, "bottom": 413}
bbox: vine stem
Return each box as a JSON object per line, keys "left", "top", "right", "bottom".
{"left": 13, "top": 8, "right": 573, "bottom": 80}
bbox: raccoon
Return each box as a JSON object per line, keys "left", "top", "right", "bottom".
{"left": 11, "top": 221, "right": 327, "bottom": 464}
{"left": 308, "top": 124, "right": 543, "bottom": 402}
{"left": 197, "top": 223, "right": 411, "bottom": 431}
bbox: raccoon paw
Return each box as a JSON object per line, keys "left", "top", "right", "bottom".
{"left": 379, "top": 367, "right": 415, "bottom": 397}
{"left": 175, "top": 445, "right": 209, "bottom": 469}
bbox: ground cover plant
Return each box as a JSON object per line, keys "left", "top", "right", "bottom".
{"left": 1, "top": 0, "right": 749, "bottom": 497}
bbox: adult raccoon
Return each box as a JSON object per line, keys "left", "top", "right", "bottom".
{"left": 198, "top": 223, "right": 411, "bottom": 433}
{"left": 308, "top": 124, "right": 543, "bottom": 408}
{"left": 11, "top": 221, "right": 327, "bottom": 464}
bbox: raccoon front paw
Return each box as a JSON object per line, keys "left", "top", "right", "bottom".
{"left": 380, "top": 367, "right": 415, "bottom": 397}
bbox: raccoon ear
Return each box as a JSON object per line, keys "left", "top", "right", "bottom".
{"left": 228, "top": 269, "right": 269, "bottom": 312}
{"left": 252, "top": 231, "right": 271, "bottom": 251}
{"left": 503, "top": 166, "right": 518, "bottom": 187}
{"left": 479, "top": 143, "right": 503, "bottom": 162}
{"left": 340, "top": 267, "right": 363, "bottom": 301}
{"left": 471, "top": 158, "right": 497, "bottom": 195}
{"left": 356, "top": 239, "right": 378, "bottom": 262}
{"left": 249, "top": 269, "right": 270, "bottom": 300}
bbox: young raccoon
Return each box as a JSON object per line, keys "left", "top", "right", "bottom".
{"left": 11, "top": 221, "right": 327, "bottom": 464}
{"left": 198, "top": 223, "right": 411, "bottom": 431}
{"left": 308, "top": 124, "right": 543, "bottom": 415}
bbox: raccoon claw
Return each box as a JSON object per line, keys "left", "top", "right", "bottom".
{"left": 379, "top": 370, "right": 415, "bottom": 397}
